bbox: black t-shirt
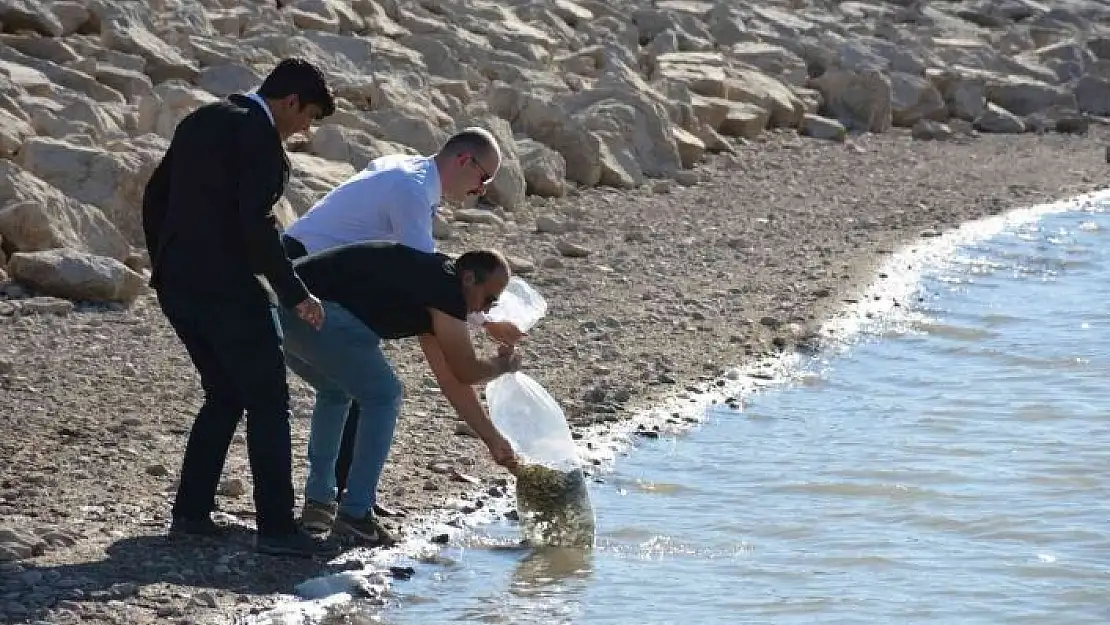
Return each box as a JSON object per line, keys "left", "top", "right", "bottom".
{"left": 293, "top": 241, "right": 469, "bottom": 339}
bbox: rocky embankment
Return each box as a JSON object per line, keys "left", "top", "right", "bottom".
{"left": 2, "top": 0, "right": 1110, "bottom": 624}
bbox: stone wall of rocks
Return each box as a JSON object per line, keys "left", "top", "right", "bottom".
{"left": 1, "top": 0, "right": 1109, "bottom": 303}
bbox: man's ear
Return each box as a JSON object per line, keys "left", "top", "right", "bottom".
{"left": 461, "top": 270, "right": 476, "bottom": 287}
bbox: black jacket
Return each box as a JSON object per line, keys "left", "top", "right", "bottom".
{"left": 142, "top": 94, "right": 308, "bottom": 309}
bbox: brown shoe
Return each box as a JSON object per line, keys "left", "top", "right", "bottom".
{"left": 299, "top": 499, "right": 338, "bottom": 534}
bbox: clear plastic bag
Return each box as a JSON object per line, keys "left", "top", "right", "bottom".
{"left": 485, "top": 276, "right": 548, "bottom": 333}
{"left": 483, "top": 278, "right": 595, "bottom": 548}
{"left": 488, "top": 373, "right": 596, "bottom": 548}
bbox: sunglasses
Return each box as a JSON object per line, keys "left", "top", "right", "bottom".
{"left": 464, "top": 154, "right": 493, "bottom": 185}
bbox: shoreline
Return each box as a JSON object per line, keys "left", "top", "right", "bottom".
{"left": 2, "top": 128, "right": 1110, "bottom": 625}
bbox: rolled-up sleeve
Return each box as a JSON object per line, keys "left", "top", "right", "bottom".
{"left": 386, "top": 182, "right": 437, "bottom": 253}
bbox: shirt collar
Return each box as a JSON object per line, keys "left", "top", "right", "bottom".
{"left": 247, "top": 92, "right": 276, "bottom": 127}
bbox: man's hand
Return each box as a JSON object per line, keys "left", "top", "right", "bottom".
{"left": 484, "top": 320, "right": 526, "bottom": 346}
{"left": 295, "top": 294, "right": 325, "bottom": 330}
{"left": 485, "top": 432, "right": 519, "bottom": 474}
{"left": 492, "top": 347, "right": 522, "bottom": 376}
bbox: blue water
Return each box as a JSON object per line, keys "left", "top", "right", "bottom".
{"left": 379, "top": 201, "right": 1110, "bottom": 625}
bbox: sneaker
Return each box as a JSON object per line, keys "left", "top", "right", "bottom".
{"left": 300, "top": 499, "right": 338, "bottom": 534}
{"left": 332, "top": 511, "right": 398, "bottom": 547}
{"left": 255, "top": 527, "right": 330, "bottom": 558}
{"left": 168, "top": 515, "right": 224, "bottom": 538}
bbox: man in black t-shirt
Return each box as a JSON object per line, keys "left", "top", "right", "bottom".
{"left": 276, "top": 241, "right": 522, "bottom": 546}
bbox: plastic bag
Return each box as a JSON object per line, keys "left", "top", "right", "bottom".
{"left": 487, "top": 373, "right": 596, "bottom": 548}
{"left": 483, "top": 277, "right": 595, "bottom": 548}
{"left": 485, "top": 276, "right": 548, "bottom": 333}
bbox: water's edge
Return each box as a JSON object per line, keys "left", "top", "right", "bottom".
{"left": 245, "top": 187, "right": 1110, "bottom": 625}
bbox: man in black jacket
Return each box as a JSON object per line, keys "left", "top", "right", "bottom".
{"left": 142, "top": 58, "right": 335, "bottom": 558}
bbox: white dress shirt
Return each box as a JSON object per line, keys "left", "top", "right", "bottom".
{"left": 286, "top": 154, "right": 441, "bottom": 255}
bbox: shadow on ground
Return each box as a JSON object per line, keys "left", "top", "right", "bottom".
{"left": 2, "top": 526, "right": 351, "bottom": 623}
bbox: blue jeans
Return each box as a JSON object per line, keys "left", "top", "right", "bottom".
{"left": 277, "top": 302, "right": 403, "bottom": 519}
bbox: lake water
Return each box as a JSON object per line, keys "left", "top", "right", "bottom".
{"left": 374, "top": 193, "right": 1110, "bottom": 625}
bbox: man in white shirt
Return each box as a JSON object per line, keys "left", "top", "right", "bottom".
{"left": 281, "top": 127, "right": 526, "bottom": 536}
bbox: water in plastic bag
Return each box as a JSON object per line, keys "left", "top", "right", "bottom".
{"left": 483, "top": 277, "right": 596, "bottom": 548}
{"left": 487, "top": 373, "right": 596, "bottom": 548}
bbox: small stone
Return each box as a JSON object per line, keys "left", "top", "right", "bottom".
{"left": 454, "top": 423, "right": 476, "bottom": 437}
{"left": 427, "top": 462, "right": 452, "bottom": 475}
{"left": 217, "top": 478, "right": 245, "bottom": 497}
{"left": 449, "top": 469, "right": 480, "bottom": 485}
{"left": 535, "top": 216, "right": 565, "bottom": 234}
{"left": 673, "top": 170, "right": 699, "bottom": 186}
{"left": 188, "top": 590, "right": 217, "bottom": 609}
{"left": 506, "top": 255, "right": 535, "bottom": 275}
{"left": 18, "top": 297, "right": 74, "bottom": 316}
{"left": 453, "top": 208, "right": 504, "bottom": 227}
{"left": 422, "top": 480, "right": 439, "bottom": 491}
{"left": 556, "top": 240, "right": 591, "bottom": 258}
{"left": 145, "top": 464, "right": 169, "bottom": 477}
{"left": 541, "top": 257, "right": 564, "bottom": 269}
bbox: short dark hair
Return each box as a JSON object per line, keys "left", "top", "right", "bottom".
{"left": 258, "top": 57, "right": 336, "bottom": 118}
{"left": 441, "top": 127, "right": 501, "bottom": 161}
{"left": 455, "top": 249, "right": 509, "bottom": 283}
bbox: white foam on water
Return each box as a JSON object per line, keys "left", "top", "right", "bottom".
{"left": 245, "top": 187, "right": 1110, "bottom": 624}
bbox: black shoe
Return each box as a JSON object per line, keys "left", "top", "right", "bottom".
{"left": 255, "top": 527, "right": 330, "bottom": 558}
{"left": 169, "top": 516, "right": 224, "bottom": 538}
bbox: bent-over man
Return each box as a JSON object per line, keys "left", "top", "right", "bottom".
{"left": 281, "top": 128, "right": 525, "bottom": 530}
{"left": 276, "top": 241, "right": 521, "bottom": 546}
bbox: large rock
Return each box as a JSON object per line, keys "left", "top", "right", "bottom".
{"left": 929, "top": 68, "right": 987, "bottom": 121}
{"left": 986, "top": 75, "right": 1073, "bottom": 116}
{"left": 285, "top": 153, "right": 357, "bottom": 216}
{"left": 0, "top": 161, "right": 129, "bottom": 261}
{"left": 16, "top": 135, "right": 168, "bottom": 244}
{"left": 974, "top": 102, "right": 1026, "bottom": 134}
{"left": 137, "top": 82, "right": 219, "bottom": 139}
{"left": 1075, "top": 74, "right": 1110, "bottom": 115}
{"left": 7, "top": 249, "right": 143, "bottom": 303}
{"left": 0, "top": 0, "right": 65, "bottom": 37}
{"left": 516, "top": 138, "right": 567, "bottom": 198}
{"left": 309, "top": 123, "right": 416, "bottom": 170}
{"left": 889, "top": 72, "right": 947, "bottom": 127}
{"left": 811, "top": 68, "right": 893, "bottom": 133}
{"left": 97, "top": 2, "right": 199, "bottom": 84}
{"left": 0, "top": 107, "right": 33, "bottom": 157}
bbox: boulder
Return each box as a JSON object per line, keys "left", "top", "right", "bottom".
{"left": 1075, "top": 74, "right": 1110, "bottom": 116}
{"left": 889, "top": 72, "right": 946, "bottom": 127}
{"left": 516, "top": 138, "right": 567, "bottom": 198}
{"left": 974, "top": 102, "right": 1026, "bottom": 134}
{"left": 802, "top": 114, "right": 847, "bottom": 141}
{"left": 811, "top": 68, "right": 892, "bottom": 133}
{"left": 16, "top": 135, "right": 168, "bottom": 244}
{"left": 0, "top": 161, "right": 129, "bottom": 261}
{"left": 7, "top": 248, "right": 143, "bottom": 303}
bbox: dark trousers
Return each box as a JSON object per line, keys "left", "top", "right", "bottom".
{"left": 157, "top": 286, "right": 297, "bottom": 536}
{"left": 281, "top": 234, "right": 360, "bottom": 502}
